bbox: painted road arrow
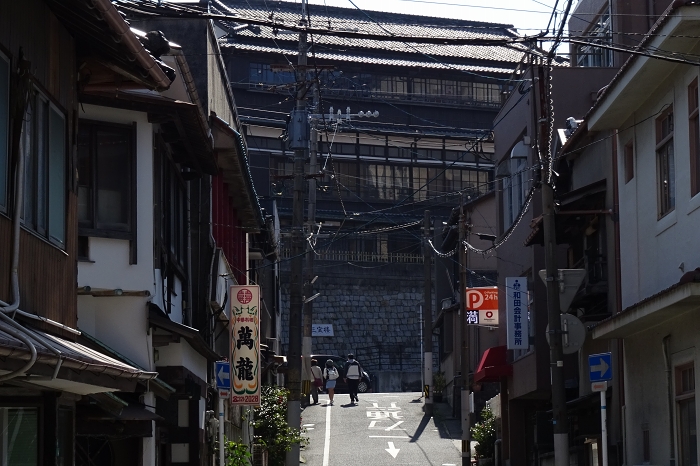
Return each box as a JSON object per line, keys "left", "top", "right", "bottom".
{"left": 385, "top": 442, "right": 400, "bottom": 458}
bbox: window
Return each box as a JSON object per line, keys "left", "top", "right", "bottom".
{"left": 20, "top": 89, "right": 66, "bottom": 246}
{"left": 624, "top": 140, "right": 634, "bottom": 183}
{"left": 689, "top": 79, "right": 700, "bottom": 196}
{"left": 0, "top": 52, "right": 9, "bottom": 210}
{"left": 656, "top": 107, "right": 675, "bottom": 218}
{"left": 576, "top": 8, "right": 613, "bottom": 67}
{"left": 77, "top": 120, "right": 135, "bottom": 237}
{"left": 0, "top": 407, "right": 38, "bottom": 465}
{"left": 676, "top": 363, "right": 697, "bottom": 466}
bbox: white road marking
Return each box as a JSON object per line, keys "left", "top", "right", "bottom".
{"left": 385, "top": 442, "right": 400, "bottom": 458}
{"left": 369, "top": 435, "right": 410, "bottom": 438}
{"left": 322, "top": 406, "right": 331, "bottom": 466}
{"left": 385, "top": 421, "right": 404, "bottom": 431}
{"left": 303, "top": 424, "right": 315, "bottom": 427}
{"left": 369, "top": 421, "right": 379, "bottom": 428}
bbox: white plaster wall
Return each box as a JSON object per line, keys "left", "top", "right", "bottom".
{"left": 617, "top": 66, "right": 700, "bottom": 309}
{"left": 623, "top": 311, "right": 700, "bottom": 466}
{"left": 77, "top": 104, "right": 155, "bottom": 290}
{"left": 155, "top": 331, "right": 208, "bottom": 382}
{"left": 76, "top": 104, "right": 155, "bottom": 370}
{"left": 77, "top": 296, "right": 152, "bottom": 369}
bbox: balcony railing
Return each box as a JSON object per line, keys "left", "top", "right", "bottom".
{"left": 280, "top": 248, "right": 423, "bottom": 263}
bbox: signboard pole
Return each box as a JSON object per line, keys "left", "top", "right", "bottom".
{"left": 600, "top": 389, "right": 608, "bottom": 466}
{"left": 218, "top": 394, "right": 225, "bottom": 466}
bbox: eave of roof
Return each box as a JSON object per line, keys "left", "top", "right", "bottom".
{"left": 148, "top": 308, "right": 222, "bottom": 362}
{"left": 45, "top": 0, "right": 172, "bottom": 91}
{"left": 582, "top": 1, "right": 700, "bottom": 131}
{"left": 79, "top": 89, "right": 218, "bottom": 175}
{"left": 211, "top": 114, "right": 265, "bottom": 231}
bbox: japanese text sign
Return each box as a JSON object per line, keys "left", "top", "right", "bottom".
{"left": 506, "top": 277, "right": 529, "bottom": 350}
{"left": 465, "top": 286, "right": 499, "bottom": 326}
{"left": 312, "top": 324, "right": 334, "bottom": 336}
{"left": 231, "top": 285, "right": 261, "bottom": 406}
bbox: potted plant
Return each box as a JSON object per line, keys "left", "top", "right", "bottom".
{"left": 433, "top": 371, "right": 446, "bottom": 402}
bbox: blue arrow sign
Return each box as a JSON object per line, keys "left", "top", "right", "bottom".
{"left": 588, "top": 353, "right": 612, "bottom": 382}
{"left": 215, "top": 361, "right": 231, "bottom": 390}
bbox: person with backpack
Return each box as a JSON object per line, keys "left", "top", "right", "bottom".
{"left": 344, "top": 353, "right": 363, "bottom": 404}
{"left": 323, "top": 359, "right": 338, "bottom": 406}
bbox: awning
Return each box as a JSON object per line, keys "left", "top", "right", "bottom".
{"left": 593, "top": 280, "right": 700, "bottom": 339}
{"left": 474, "top": 345, "right": 512, "bottom": 383}
{"left": 0, "top": 324, "right": 157, "bottom": 394}
{"left": 148, "top": 305, "right": 222, "bottom": 361}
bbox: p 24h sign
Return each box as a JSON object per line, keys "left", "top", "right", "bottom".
{"left": 465, "top": 286, "right": 499, "bottom": 326}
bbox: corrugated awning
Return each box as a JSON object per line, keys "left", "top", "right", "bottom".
{"left": 474, "top": 345, "right": 512, "bottom": 383}
{"left": 0, "top": 324, "right": 157, "bottom": 394}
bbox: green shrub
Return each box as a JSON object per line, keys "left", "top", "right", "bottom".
{"left": 225, "top": 439, "right": 251, "bottom": 466}
{"left": 471, "top": 406, "right": 496, "bottom": 459}
{"left": 253, "top": 385, "right": 307, "bottom": 466}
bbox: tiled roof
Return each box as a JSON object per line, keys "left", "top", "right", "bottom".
{"left": 221, "top": 42, "right": 517, "bottom": 74}
{"left": 214, "top": 0, "right": 528, "bottom": 68}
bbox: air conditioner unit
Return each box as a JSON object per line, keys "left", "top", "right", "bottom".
{"left": 266, "top": 338, "right": 279, "bottom": 354}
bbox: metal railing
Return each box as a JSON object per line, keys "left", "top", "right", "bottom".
{"left": 280, "top": 249, "right": 423, "bottom": 263}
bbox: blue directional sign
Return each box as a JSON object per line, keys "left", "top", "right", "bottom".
{"left": 215, "top": 361, "right": 231, "bottom": 390}
{"left": 589, "top": 352, "right": 612, "bottom": 382}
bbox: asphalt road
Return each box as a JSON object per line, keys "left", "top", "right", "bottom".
{"left": 300, "top": 392, "right": 463, "bottom": 466}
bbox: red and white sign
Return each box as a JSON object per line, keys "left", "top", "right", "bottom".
{"left": 465, "top": 286, "right": 499, "bottom": 325}
{"left": 231, "top": 285, "right": 261, "bottom": 406}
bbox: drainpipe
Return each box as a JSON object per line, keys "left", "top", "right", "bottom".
{"left": 662, "top": 335, "right": 675, "bottom": 466}
{"left": 0, "top": 314, "right": 37, "bottom": 382}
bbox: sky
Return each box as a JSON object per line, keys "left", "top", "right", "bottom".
{"left": 303, "top": 0, "right": 564, "bottom": 36}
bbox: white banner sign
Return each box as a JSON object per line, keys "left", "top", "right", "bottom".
{"left": 506, "top": 277, "right": 529, "bottom": 350}
{"left": 312, "top": 324, "right": 334, "bottom": 336}
{"left": 231, "top": 285, "right": 261, "bottom": 406}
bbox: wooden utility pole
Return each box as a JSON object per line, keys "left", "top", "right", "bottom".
{"left": 423, "top": 210, "right": 433, "bottom": 416}
{"left": 459, "top": 194, "right": 470, "bottom": 466}
{"left": 537, "top": 64, "right": 569, "bottom": 466}
{"left": 286, "top": 1, "right": 308, "bottom": 464}
{"left": 302, "top": 86, "right": 319, "bottom": 406}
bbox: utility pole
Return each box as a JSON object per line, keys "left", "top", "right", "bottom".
{"left": 302, "top": 86, "right": 319, "bottom": 406}
{"left": 459, "top": 194, "right": 470, "bottom": 466}
{"left": 423, "top": 210, "right": 433, "bottom": 416}
{"left": 286, "top": 1, "right": 308, "bottom": 464}
{"left": 537, "top": 64, "right": 569, "bottom": 466}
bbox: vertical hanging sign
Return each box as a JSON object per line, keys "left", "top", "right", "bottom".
{"left": 231, "top": 285, "right": 261, "bottom": 406}
{"left": 506, "top": 277, "right": 529, "bottom": 350}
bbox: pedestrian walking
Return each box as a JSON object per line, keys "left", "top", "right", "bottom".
{"left": 310, "top": 359, "right": 323, "bottom": 405}
{"left": 323, "top": 359, "right": 339, "bottom": 406}
{"left": 343, "top": 353, "right": 363, "bottom": 404}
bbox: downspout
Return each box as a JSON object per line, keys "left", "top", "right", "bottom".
{"left": 0, "top": 314, "right": 37, "bottom": 382}
{"left": 662, "top": 335, "right": 676, "bottom": 466}
{"left": 0, "top": 57, "right": 63, "bottom": 381}
{"left": 612, "top": 130, "right": 625, "bottom": 465}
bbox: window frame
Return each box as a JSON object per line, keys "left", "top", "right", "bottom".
{"left": 656, "top": 106, "right": 676, "bottom": 219}
{"left": 624, "top": 140, "right": 634, "bottom": 184}
{"left": 19, "top": 85, "right": 67, "bottom": 248}
{"left": 689, "top": 78, "right": 700, "bottom": 196}
{"left": 675, "top": 362, "right": 697, "bottom": 466}
{"left": 0, "top": 49, "right": 9, "bottom": 213}
{"left": 77, "top": 118, "right": 137, "bottom": 262}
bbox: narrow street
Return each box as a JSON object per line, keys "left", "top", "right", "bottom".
{"left": 300, "top": 392, "right": 463, "bottom": 466}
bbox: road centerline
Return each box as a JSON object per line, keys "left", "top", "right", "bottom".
{"left": 322, "top": 406, "right": 331, "bottom": 466}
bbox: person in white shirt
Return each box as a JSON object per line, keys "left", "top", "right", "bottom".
{"left": 310, "top": 359, "right": 323, "bottom": 405}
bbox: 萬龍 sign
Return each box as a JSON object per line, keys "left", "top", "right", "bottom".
{"left": 312, "top": 324, "right": 334, "bottom": 336}
{"left": 231, "top": 285, "right": 261, "bottom": 406}
{"left": 465, "top": 286, "right": 499, "bottom": 326}
{"left": 506, "top": 277, "right": 529, "bottom": 350}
